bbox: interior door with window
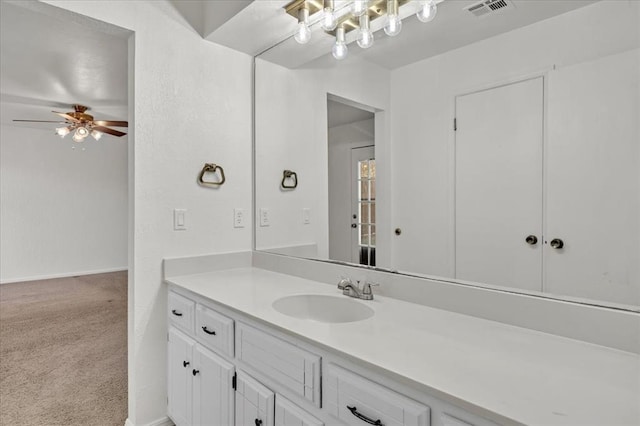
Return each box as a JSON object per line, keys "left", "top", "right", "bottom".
{"left": 455, "top": 77, "right": 544, "bottom": 291}
{"left": 351, "top": 146, "right": 376, "bottom": 266}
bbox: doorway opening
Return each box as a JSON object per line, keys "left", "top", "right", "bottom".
{"left": 327, "top": 96, "right": 376, "bottom": 266}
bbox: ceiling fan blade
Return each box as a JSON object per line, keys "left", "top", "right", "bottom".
{"left": 13, "top": 120, "right": 67, "bottom": 123}
{"left": 52, "top": 111, "right": 81, "bottom": 123}
{"left": 93, "top": 120, "right": 128, "bottom": 127}
{"left": 92, "top": 125, "right": 127, "bottom": 137}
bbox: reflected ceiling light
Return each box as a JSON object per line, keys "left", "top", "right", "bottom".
{"left": 294, "top": 7, "right": 311, "bottom": 44}
{"left": 384, "top": 0, "right": 402, "bottom": 36}
{"left": 285, "top": 0, "right": 442, "bottom": 60}
{"left": 357, "top": 14, "right": 374, "bottom": 49}
{"left": 416, "top": 0, "right": 437, "bottom": 22}
{"left": 332, "top": 27, "right": 348, "bottom": 60}
{"left": 91, "top": 130, "right": 103, "bottom": 141}
{"left": 321, "top": 0, "right": 338, "bottom": 31}
{"left": 72, "top": 126, "right": 89, "bottom": 143}
{"left": 351, "top": 0, "right": 368, "bottom": 16}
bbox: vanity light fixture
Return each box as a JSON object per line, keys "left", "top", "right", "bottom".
{"left": 321, "top": 0, "right": 338, "bottom": 30}
{"left": 286, "top": 0, "right": 441, "bottom": 60}
{"left": 332, "top": 27, "right": 348, "bottom": 59}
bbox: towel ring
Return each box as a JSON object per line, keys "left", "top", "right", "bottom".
{"left": 281, "top": 170, "right": 298, "bottom": 189}
{"left": 198, "top": 163, "right": 226, "bottom": 187}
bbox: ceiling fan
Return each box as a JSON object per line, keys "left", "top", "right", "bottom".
{"left": 13, "top": 104, "right": 128, "bottom": 142}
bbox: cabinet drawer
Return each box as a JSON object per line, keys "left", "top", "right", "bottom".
{"left": 195, "top": 304, "right": 234, "bottom": 358}
{"left": 325, "top": 363, "right": 430, "bottom": 426}
{"left": 236, "top": 322, "right": 321, "bottom": 407}
{"left": 168, "top": 291, "right": 195, "bottom": 334}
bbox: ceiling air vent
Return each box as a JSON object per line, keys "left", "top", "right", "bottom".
{"left": 464, "top": 0, "right": 515, "bottom": 18}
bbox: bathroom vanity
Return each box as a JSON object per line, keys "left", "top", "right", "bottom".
{"left": 165, "top": 260, "right": 638, "bottom": 426}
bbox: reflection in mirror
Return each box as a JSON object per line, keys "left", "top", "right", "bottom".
{"left": 255, "top": 0, "right": 639, "bottom": 310}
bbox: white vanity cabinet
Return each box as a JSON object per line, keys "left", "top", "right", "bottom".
{"left": 167, "top": 288, "right": 497, "bottom": 426}
{"left": 167, "top": 327, "right": 235, "bottom": 426}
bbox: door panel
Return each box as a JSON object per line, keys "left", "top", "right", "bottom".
{"left": 193, "top": 345, "right": 235, "bottom": 426}
{"left": 546, "top": 49, "right": 639, "bottom": 305}
{"left": 351, "top": 146, "right": 376, "bottom": 266}
{"left": 168, "top": 328, "right": 194, "bottom": 426}
{"left": 455, "top": 77, "right": 544, "bottom": 290}
{"left": 235, "top": 371, "right": 275, "bottom": 426}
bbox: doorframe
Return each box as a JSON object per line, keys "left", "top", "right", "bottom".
{"left": 450, "top": 71, "right": 550, "bottom": 286}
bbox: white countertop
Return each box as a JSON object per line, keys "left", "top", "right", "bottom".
{"left": 166, "top": 267, "right": 639, "bottom": 426}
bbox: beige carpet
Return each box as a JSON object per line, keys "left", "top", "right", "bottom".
{"left": 0, "top": 271, "right": 128, "bottom": 426}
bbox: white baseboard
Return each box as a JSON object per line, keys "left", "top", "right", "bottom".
{"left": 125, "top": 416, "right": 173, "bottom": 426}
{"left": 0, "top": 266, "right": 128, "bottom": 284}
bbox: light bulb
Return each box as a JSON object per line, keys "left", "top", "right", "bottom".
{"left": 416, "top": 0, "right": 437, "bottom": 23}
{"left": 294, "top": 8, "right": 311, "bottom": 44}
{"left": 91, "top": 130, "right": 103, "bottom": 141}
{"left": 55, "top": 126, "right": 71, "bottom": 137}
{"left": 357, "top": 14, "right": 374, "bottom": 49}
{"left": 351, "top": 0, "right": 367, "bottom": 17}
{"left": 72, "top": 126, "right": 89, "bottom": 142}
{"left": 384, "top": 0, "right": 402, "bottom": 36}
{"left": 321, "top": 0, "right": 337, "bottom": 31}
{"left": 332, "top": 27, "right": 348, "bottom": 60}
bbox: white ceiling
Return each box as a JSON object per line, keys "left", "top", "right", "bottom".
{"left": 220, "top": 0, "right": 598, "bottom": 69}
{"left": 328, "top": 100, "right": 374, "bottom": 128}
{"left": 0, "top": 1, "right": 129, "bottom": 129}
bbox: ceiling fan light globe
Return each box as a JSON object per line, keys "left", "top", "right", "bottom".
{"left": 73, "top": 127, "right": 89, "bottom": 142}
{"left": 91, "top": 130, "right": 103, "bottom": 141}
{"left": 55, "top": 126, "right": 71, "bottom": 137}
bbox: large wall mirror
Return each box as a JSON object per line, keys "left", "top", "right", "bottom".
{"left": 255, "top": 0, "right": 639, "bottom": 311}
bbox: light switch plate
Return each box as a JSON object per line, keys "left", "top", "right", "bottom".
{"left": 260, "top": 208, "right": 270, "bottom": 227}
{"left": 234, "top": 208, "right": 246, "bottom": 228}
{"left": 173, "top": 209, "right": 187, "bottom": 231}
{"left": 302, "top": 208, "right": 311, "bottom": 224}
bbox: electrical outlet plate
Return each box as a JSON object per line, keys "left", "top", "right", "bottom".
{"left": 260, "top": 208, "right": 270, "bottom": 227}
{"left": 234, "top": 208, "right": 246, "bottom": 228}
{"left": 303, "top": 208, "right": 311, "bottom": 224}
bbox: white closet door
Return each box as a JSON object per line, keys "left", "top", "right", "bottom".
{"left": 235, "top": 371, "right": 275, "bottom": 426}
{"left": 455, "top": 77, "right": 544, "bottom": 290}
{"left": 168, "top": 328, "right": 194, "bottom": 426}
{"left": 192, "top": 345, "right": 235, "bottom": 426}
{"left": 546, "top": 49, "right": 639, "bottom": 305}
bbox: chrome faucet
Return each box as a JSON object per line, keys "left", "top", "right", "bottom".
{"left": 338, "top": 278, "right": 379, "bottom": 301}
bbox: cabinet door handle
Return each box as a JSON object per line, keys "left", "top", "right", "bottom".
{"left": 550, "top": 238, "right": 564, "bottom": 249}
{"left": 525, "top": 235, "right": 538, "bottom": 245}
{"left": 347, "top": 406, "right": 383, "bottom": 426}
{"left": 171, "top": 310, "right": 183, "bottom": 317}
{"left": 183, "top": 361, "right": 190, "bottom": 368}
{"left": 201, "top": 326, "right": 216, "bottom": 335}
{"left": 192, "top": 369, "right": 199, "bottom": 376}
{"left": 254, "top": 419, "right": 262, "bottom": 426}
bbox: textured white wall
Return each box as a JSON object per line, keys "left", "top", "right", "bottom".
{"left": 0, "top": 124, "right": 128, "bottom": 282}
{"left": 255, "top": 59, "right": 390, "bottom": 264}
{"left": 40, "top": 1, "right": 253, "bottom": 425}
{"left": 390, "top": 0, "right": 639, "bottom": 279}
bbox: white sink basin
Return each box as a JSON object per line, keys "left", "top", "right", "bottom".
{"left": 272, "top": 294, "right": 374, "bottom": 323}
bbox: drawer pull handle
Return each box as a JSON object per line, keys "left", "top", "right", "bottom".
{"left": 347, "top": 406, "right": 383, "bottom": 426}
{"left": 201, "top": 326, "right": 216, "bottom": 335}
{"left": 192, "top": 369, "right": 199, "bottom": 376}
{"left": 255, "top": 420, "right": 262, "bottom": 426}
{"left": 183, "top": 361, "right": 190, "bottom": 368}
{"left": 171, "top": 310, "right": 183, "bottom": 317}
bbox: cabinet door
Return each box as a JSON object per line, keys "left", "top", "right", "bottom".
{"left": 275, "top": 396, "right": 323, "bottom": 426}
{"left": 193, "top": 345, "right": 235, "bottom": 426}
{"left": 168, "top": 328, "right": 194, "bottom": 426}
{"left": 455, "top": 77, "right": 544, "bottom": 291}
{"left": 546, "top": 49, "right": 639, "bottom": 305}
{"left": 236, "top": 371, "right": 275, "bottom": 426}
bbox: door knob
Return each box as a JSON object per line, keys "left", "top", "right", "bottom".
{"left": 351, "top": 223, "right": 357, "bottom": 228}
{"left": 525, "top": 235, "right": 538, "bottom": 245}
{"left": 550, "top": 238, "right": 564, "bottom": 249}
